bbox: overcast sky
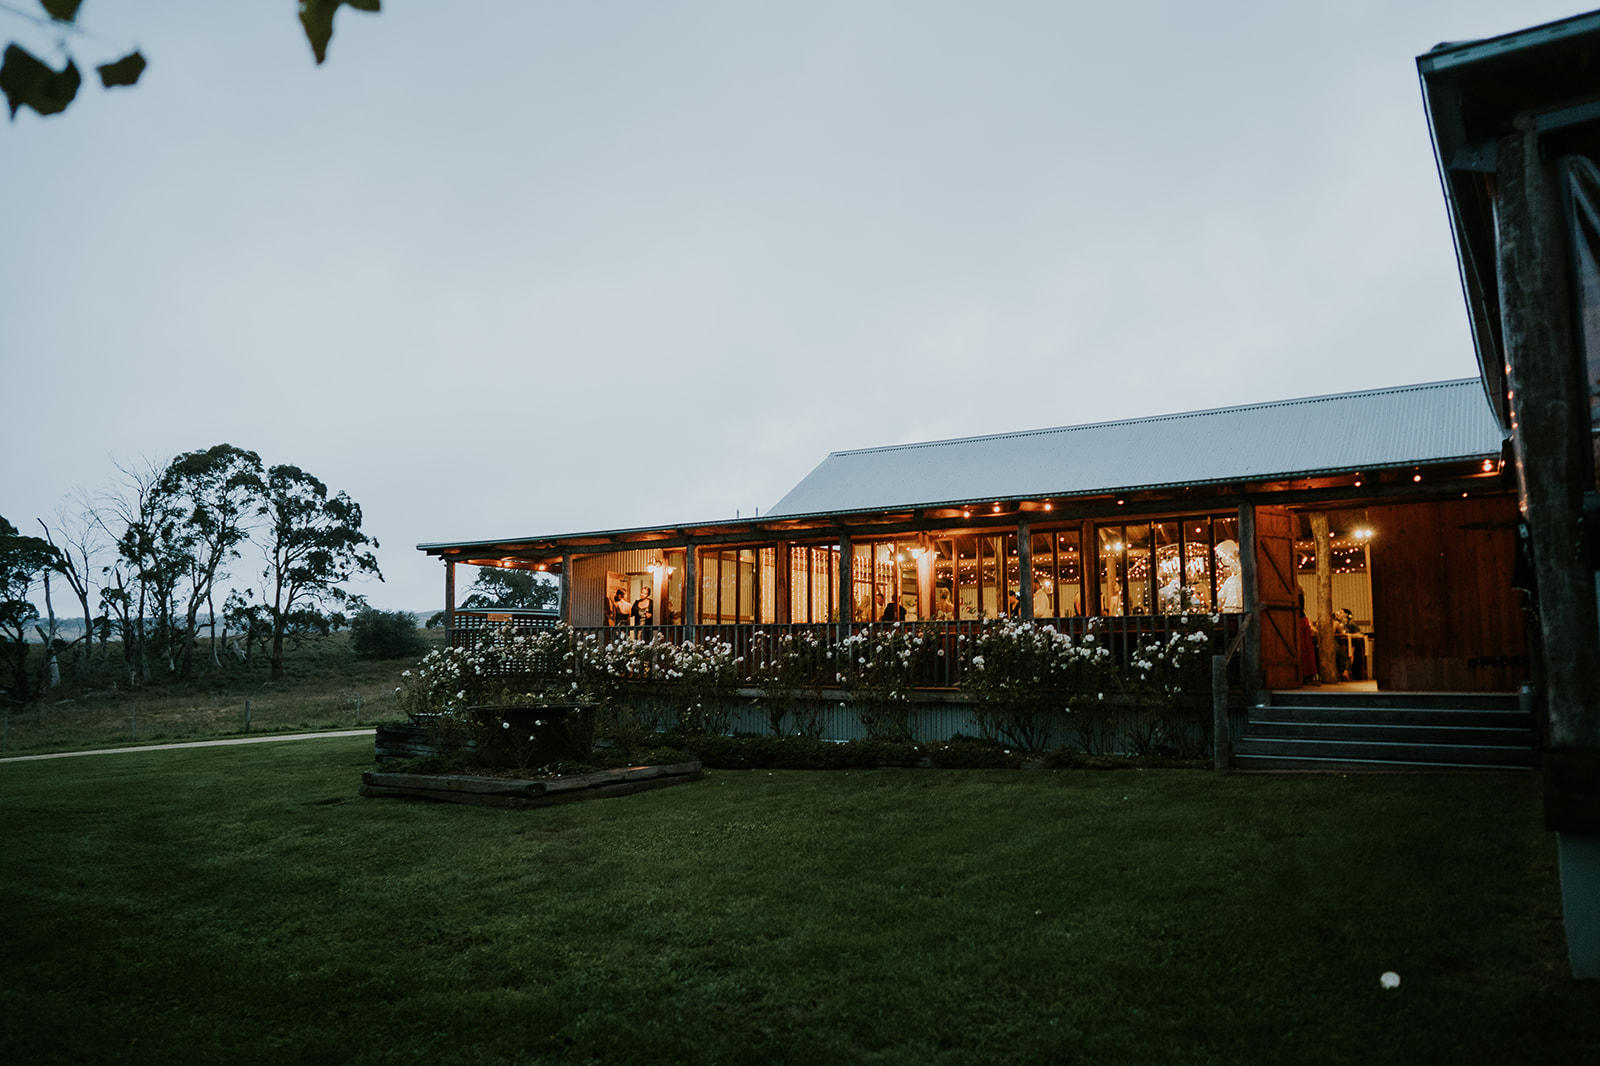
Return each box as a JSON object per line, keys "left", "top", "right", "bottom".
{"left": 1, "top": 1, "right": 1584, "bottom": 616}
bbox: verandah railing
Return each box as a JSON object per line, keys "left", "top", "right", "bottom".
{"left": 449, "top": 615, "right": 1247, "bottom": 690}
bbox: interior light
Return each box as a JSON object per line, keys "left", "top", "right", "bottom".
{"left": 992, "top": 502, "right": 1002, "bottom": 513}
{"left": 1412, "top": 473, "right": 1422, "bottom": 482}
{"left": 1481, "top": 459, "right": 1494, "bottom": 472}
{"left": 1043, "top": 501, "right": 1053, "bottom": 511}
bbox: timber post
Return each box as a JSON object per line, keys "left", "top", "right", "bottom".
{"left": 1017, "top": 519, "right": 1033, "bottom": 621}
{"left": 775, "top": 540, "right": 791, "bottom": 624}
{"left": 1212, "top": 653, "right": 1228, "bottom": 771}
{"left": 1497, "top": 120, "right": 1600, "bottom": 978}
{"left": 1239, "top": 502, "right": 1262, "bottom": 705}
{"left": 443, "top": 559, "right": 456, "bottom": 632}
{"left": 683, "top": 545, "right": 697, "bottom": 641}
{"left": 1497, "top": 119, "right": 1600, "bottom": 754}
{"left": 1311, "top": 512, "right": 1336, "bottom": 682}
{"left": 838, "top": 535, "right": 853, "bottom": 639}
{"left": 559, "top": 553, "right": 572, "bottom": 625}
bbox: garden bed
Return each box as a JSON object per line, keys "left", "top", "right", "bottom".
{"left": 360, "top": 760, "right": 703, "bottom": 809}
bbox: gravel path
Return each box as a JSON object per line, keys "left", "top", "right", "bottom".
{"left": 0, "top": 729, "right": 375, "bottom": 764}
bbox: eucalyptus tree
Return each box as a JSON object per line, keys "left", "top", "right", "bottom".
{"left": 36, "top": 500, "right": 104, "bottom": 668}
{"left": 156, "top": 445, "right": 266, "bottom": 679}
{"left": 97, "top": 456, "right": 178, "bottom": 683}
{"left": 0, "top": 514, "right": 61, "bottom": 699}
{"left": 259, "top": 464, "right": 381, "bottom": 679}
{"left": 460, "top": 568, "right": 559, "bottom": 611}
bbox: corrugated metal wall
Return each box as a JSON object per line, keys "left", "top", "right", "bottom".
{"left": 1296, "top": 572, "right": 1373, "bottom": 627}
{"left": 571, "top": 550, "right": 661, "bottom": 627}
{"left": 719, "top": 697, "right": 1207, "bottom": 754}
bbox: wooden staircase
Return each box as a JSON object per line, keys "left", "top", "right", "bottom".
{"left": 1232, "top": 691, "right": 1536, "bottom": 772}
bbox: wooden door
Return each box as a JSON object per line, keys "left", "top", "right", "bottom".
{"left": 1370, "top": 495, "right": 1528, "bottom": 691}
{"left": 1255, "top": 506, "right": 1302, "bottom": 690}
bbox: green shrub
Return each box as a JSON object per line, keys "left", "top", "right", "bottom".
{"left": 925, "top": 735, "right": 1025, "bottom": 769}
{"left": 350, "top": 609, "right": 426, "bottom": 660}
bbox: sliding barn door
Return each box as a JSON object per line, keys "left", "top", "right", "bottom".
{"left": 1255, "top": 506, "right": 1303, "bottom": 690}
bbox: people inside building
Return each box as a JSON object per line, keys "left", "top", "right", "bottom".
{"left": 1033, "top": 578, "right": 1052, "bottom": 618}
{"left": 1298, "top": 590, "right": 1318, "bottom": 685}
{"left": 1216, "top": 539, "right": 1243, "bottom": 612}
{"left": 878, "top": 591, "right": 903, "bottom": 622}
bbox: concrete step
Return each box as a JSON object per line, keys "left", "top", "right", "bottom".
{"left": 1244, "top": 719, "right": 1535, "bottom": 746}
{"left": 1263, "top": 690, "right": 1520, "bottom": 712}
{"left": 1232, "top": 752, "right": 1533, "bottom": 773}
{"left": 1232, "top": 735, "right": 1536, "bottom": 768}
{"left": 1251, "top": 706, "right": 1531, "bottom": 729}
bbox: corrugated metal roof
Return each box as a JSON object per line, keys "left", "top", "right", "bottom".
{"left": 766, "top": 379, "right": 1504, "bottom": 518}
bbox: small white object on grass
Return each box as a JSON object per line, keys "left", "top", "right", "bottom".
{"left": 1380, "top": 971, "right": 1401, "bottom": 990}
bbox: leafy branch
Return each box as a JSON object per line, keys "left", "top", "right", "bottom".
{"left": 1, "top": 0, "right": 378, "bottom": 120}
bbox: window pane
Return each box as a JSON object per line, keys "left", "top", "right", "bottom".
{"left": 981, "top": 535, "right": 1004, "bottom": 618}
{"left": 1125, "top": 523, "right": 1152, "bottom": 615}
{"left": 698, "top": 550, "right": 715, "bottom": 624}
{"left": 1183, "top": 519, "right": 1214, "bottom": 613}
{"left": 1154, "top": 521, "right": 1182, "bottom": 613}
{"left": 933, "top": 538, "right": 956, "bottom": 620}
{"left": 737, "top": 548, "right": 756, "bottom": 623}
{"left": 957, "top": 536, "right": 979, "bottom": 619}
{"left": 1057, "top": 530, "right": 1082, "bottom": 616}
{"left": 1030, "top": 532, "right": 1055, "bottom": 617}
{"left": 662, "top": 549, "right": 684, "bottom": 625}
{"left": 1214, "top": 517, "right": 1242, "bottom": 613}
{"left": 759, "top": 547, "right": 776, "bottom": 624}
{"left": 1098, "top": 526, "right": 1126, "bottom": 616}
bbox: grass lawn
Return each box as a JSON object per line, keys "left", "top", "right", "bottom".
{"left": 2, "top": 739, "right": 1596, "bottom": 1065}
{"left": 1, "top": 630, "right": 443, "bottom": 756}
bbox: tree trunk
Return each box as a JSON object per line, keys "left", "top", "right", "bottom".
{"left": 1310, "top": 513, "right": 1336, "bottom": 682}
{"left": 136, "top": 580, "right": 151, "bottom": 684}
{"left": 41, "top": 573, "right": 60, "bottom": 689}
{"left": 270, "top": 625, "right": 286, "bottom": 680}
{"left": 208, "top": 589, "right": 221, "bottom": 669}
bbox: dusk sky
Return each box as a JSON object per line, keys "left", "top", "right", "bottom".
{"left": 2, "top": 1, "right": 1585, "bottom": 617}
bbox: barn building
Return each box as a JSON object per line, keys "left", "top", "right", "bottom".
{"left": 420, "top": 376, "right": 1523, "bottom": 698}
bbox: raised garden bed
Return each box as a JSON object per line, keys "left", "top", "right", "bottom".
{"left": 360, "top": 760, "right": 703, "bottom": 809}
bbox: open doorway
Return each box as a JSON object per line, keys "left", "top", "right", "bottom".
{"left": 1294, "top": 510, "right": 1375, "bottom": 684}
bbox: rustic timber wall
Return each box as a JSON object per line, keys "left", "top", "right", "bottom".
{"left": 1369, "top": 494, "right": 1528, "bottom": 692}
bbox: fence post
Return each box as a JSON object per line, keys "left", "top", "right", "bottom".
{"left": 130, "top": 703, "right": 137, "bottom": 742}
{"left": 244, "top": 698, "right": 252, "bottom": 733}
{"left": 1212, "top": 654, "right": 1229, "bottom": 771}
